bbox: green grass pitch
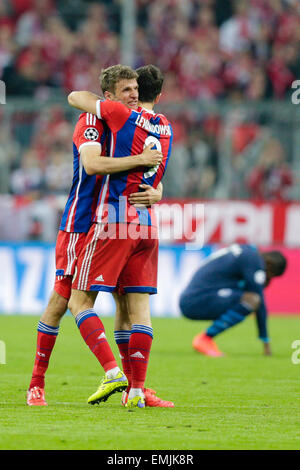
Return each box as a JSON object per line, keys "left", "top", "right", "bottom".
{"left": 0, "top": 314, "right": 299, "bottom": 450}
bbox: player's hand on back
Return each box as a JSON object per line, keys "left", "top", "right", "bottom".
{"left": 139, "top": 143, "right": 163, "bottom": 167}
{"left": 129, "top": 184, "right": 161, "bottom": 207}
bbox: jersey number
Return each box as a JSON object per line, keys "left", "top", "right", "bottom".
{"left": 143, "top": 136, "right": 161, "bottom": 179}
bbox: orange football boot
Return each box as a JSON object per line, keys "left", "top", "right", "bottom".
{"left": 27, "top": 386, "right": 48, "bottom": 406}
{"left": 144, "top": 388, "right": 174, "bottom": 407}
{"left": 122, "top": 388, "right": 174, "bottom": 407}
{"left": 192, "top": 332, "right": 224, "bottom": 357}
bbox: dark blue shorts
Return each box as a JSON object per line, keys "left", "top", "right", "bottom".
{"left": 179, "top": 288, "right": 243, "bottom": 320}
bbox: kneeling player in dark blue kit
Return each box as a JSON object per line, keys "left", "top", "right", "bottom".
{"left": 179, "top": 244, "right": 287, "bottom": 357}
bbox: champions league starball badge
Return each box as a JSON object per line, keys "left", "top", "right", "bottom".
{"left": 84, "top": 127, "right": 99, "bottom": 141}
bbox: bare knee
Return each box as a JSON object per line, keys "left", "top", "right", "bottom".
{"left": 241, "top": 292, "right": 261, "bottom": 311}
{"left": 41, "top": 290, "right": 68, "bottom": 326}
{"left": 127, "top": 293, "right": 151, "bottom": 326}
{"left": 68, "top": 289, "right": 97, "bottom": 317}
{"left": 113, "top": 293, "right": 131, "bottom": 330}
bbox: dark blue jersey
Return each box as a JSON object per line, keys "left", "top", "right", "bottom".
{"left": 184, "top": 244, "right": 268, "bottom": 340}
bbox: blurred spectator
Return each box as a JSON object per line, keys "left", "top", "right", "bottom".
{"left": 0, "top": 22, "right": 16, "bottom": 77}
{"left": 247, "top": 138, "right": 293, "bottom": 200}
{"left": 44, "top": 145, "right": 73, "bottom": 194}
{"left": 0, "top": 2, "right": 15, "bottom": 30}
{"left": 246, "top": 66, "right": 272, "bottom": 101}
{"left": 7, "top": 103, "right": 75, "bottom": 196}
{"left": 11, "top": 0, "right": 34, "bottom": 18}
{"left": 267, "top": 43, "right": 295, "bottom": 98}
{"left": 0, "top": 111, "right": 19, "bottom": 193}
{"left": 15, "top": 0, "right": 54, "bottom": 47}
{"left": 0, "top": 0, "right": 299, "bottom": 209}
{"left": 183, "top": 128, "right": 218, "bottom": 197}
{"left": 10, "top": 148, "right": 45, "bottom": 195}
{"left": 219, "top": 0, "right": 259, "bottom": 56}
{"left": 1, "top": 0, "right": 299, "bottom": 100}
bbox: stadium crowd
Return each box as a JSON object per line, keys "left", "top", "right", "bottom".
{"left": 0, "top": 0, "right": 298, "bottom": 201}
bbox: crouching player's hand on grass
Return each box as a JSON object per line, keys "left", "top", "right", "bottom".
{"left": 263, "top": 342, "right": 272, "bottom": 356}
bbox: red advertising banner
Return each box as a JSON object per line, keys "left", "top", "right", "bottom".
{"left": 1, "top": 196, "right": 300, "bottom": 247}
{"left": 263, "top": 247, "right": 300, "bottom": 314}
{"left": 157, "top": 200, "right": 300, "bottom": 246}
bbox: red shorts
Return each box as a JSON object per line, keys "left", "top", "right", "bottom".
{"left": 54, "top": 275, "right": 72, "bottom": 300}
{"left": 73, "top": 223, "right": 158, "bottom": 295}
{"left": 54, "top": 230, "right": 87, "bottom": 299}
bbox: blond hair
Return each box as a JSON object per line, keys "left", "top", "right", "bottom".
{"left": 100, "top": 65, "right": 138, "bottom": 94}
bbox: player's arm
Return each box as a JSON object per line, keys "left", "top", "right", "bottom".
{"left": 128, "top": 183, "right": 163, "bottom": 207}
{"left": 81, "top": 144, "right": 163, "bottom": 176}
{"left": 255, "top": 297, "right": 271, "bottom": 355}
{"left": 68, "top": 91, "right": 100, "bottom": 116}
{"left": 240, "top": 251, "right": 270, "bottom": 352}
{"left": 68, "top": 93, "right": 130, "bottom": 132}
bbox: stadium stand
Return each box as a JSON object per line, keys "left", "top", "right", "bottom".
{"left": 0, "top": 0, "right": 300, "bottom": 241}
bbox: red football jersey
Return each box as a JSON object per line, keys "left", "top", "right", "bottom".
{"left": 60, "top": 113, "right": 108, "bottom": 232}
{"left": 95, "top": 100, "right": 173, "bottom": 226}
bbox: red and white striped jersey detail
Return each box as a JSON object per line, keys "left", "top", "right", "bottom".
{"left": 76, "top": 223, "right": 104, "bottom": 291}
{"left": 65, "top": 232, "right": 80, "bottom": 275}
{"left": 86, "top": 113, "right": 97, "bottom": 126}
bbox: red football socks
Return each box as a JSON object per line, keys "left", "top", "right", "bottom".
{"left": 29, "top": 322, "right": 59, "bottom": 390}
{"left": 76, "top": 309, "right": 117, "bottom": 372}
{"left": 128, "top": 324, "right": 153, "bottom": 389}
{"left": 114, "top": 330, "right": 132, "bottom": 389}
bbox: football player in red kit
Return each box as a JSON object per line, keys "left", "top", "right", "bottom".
{"left": 27, "top": 67, "right": 164, "bottom": 407}
{"left": 68, "top": 65, "right": 173, "bottom": 409}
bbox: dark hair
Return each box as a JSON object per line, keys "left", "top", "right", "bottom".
{"left": 262, "top": 251, "right": 287, "bottom": 276}
{"left": 135, "top": 65, "right": 164, "bottom": 102}
{"left": 100, "top": 64, "right": 138, "bottom": 93}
